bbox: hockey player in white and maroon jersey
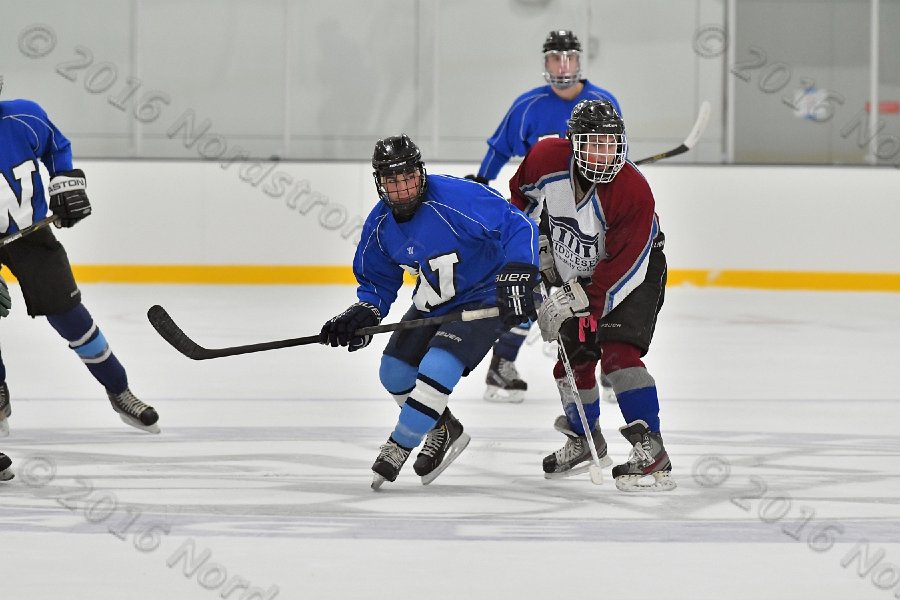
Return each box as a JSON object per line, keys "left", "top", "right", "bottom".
{"left": 471, "top": 30, "right": 621, "bottom": 405}
{"left": 510, "top": 99, "right": 675, "bottom": 491}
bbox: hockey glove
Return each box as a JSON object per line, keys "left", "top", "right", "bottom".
{"left": 464, "top": 174, "right": 490, "bottom": 185}
{"left": 537, "top": 279, "right": 590, "bottom": 342}
{"left": 495, "top": 263, "right": 539, "bottom": 328}
{"left": 48, "top": 169, "right": 91, "bottom": 228}
{"left": 538, "top": 234, "right": 562, "bottom": 287}
{"left": 0, "top": 275, "right": 10, "bottom": 318}
{"left": 319, "top": 302, "right": 382, "bottom": 352}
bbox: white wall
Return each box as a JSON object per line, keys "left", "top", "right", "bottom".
{"left": 62, "top": 160, "right": 900, "bottom": 275}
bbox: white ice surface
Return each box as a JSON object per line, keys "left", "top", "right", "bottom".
{"left": 1, "top": 284, "right": 899, "bottom": 600}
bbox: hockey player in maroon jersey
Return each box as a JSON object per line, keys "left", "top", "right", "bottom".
{"left": 509, "top": 99, "right": 675, "bottom": 491}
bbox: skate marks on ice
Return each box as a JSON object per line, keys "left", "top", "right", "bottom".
{"left": 2, "top": 423, "right": 900, "bottom": 544}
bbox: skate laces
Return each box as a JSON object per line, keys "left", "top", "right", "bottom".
{"left": 497, "top": 358, "right": 521, "bottom": 381}
{"left": 378, "top": 442, "right": 410, "bottom": 468}
{"left": 556, "top": 436, "right": 585, "bottom": 462}
{"left": 111, "top": 390, "right": 148, "bottom": 417}
{"left": 626, "top": 437, "right": 654, "bottom": 466}
{"left": 420, "top": 424, "right": 449, "bottom": 458}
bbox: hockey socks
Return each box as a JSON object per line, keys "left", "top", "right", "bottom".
{"left": 492, "top": 324, "right": 530, "bottom": 361}
{"left": 390, "top": 348, "right": 464, "bottom": 449}
{"left": 607, "top": 366, "right": 661, "bottom": 432}
{"left": 46, "top": 303, "right": 128, "bottom": 394}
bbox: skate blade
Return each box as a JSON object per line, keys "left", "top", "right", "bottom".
{"left": 0, "top": 468, "right": 14, "bottom": 482}
{"left": 0, "top": 418, "right": 8, "bottom": 437}
{"left": 371, "top": 474, "right": 387, "bottom": 491}
{"left": 118, "top": 414, "right": 161, "bottom": 434}
{"left": 543, "top": 454, "right": 613, "bottom": 480}
{"left": 614, "top": 471, "right": 677, "bottom": 492}
{"left": 420, "top": 432, "right": 471, "bottom": 486}
{"left": 483, "top": 386, "right": 525, "bottom": 404}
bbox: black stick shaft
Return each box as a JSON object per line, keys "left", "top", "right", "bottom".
{"left": 0, "top": 215, "right": 60, "bottom": 249}
{"left": 148, "top": 305, "right": 499, "bottom": 360}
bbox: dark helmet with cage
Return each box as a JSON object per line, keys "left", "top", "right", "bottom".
{"left": 372, "top": 134, "right": 428, "bottom": 219}
{"left": 542, "top": 30, "right": 582, "bottom": 90}
{"left": 566, "top": 99, "right": 627, "bottom": 183}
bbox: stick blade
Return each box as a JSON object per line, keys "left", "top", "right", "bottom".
{"left": 147, "top": 305, "right": 208, "bottom": 360}
{"left": 683, "top": 100, "right": 712, "bottom": 149}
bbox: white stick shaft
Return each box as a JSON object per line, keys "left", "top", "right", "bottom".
{"left": 540, "top": 283, "right": 603, "bottom": 484}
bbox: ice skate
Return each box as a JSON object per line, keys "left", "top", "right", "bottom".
{"left": 483, "top": 354, "right": 527, "bottom": 403}
{"left": 108, "top": 389, "right": 160, "bottom": 434}
{"left": 413, "top": 408, "right": 471, "bottom": 485}
{"left": 371, "top": 438, "right": 412, "bottom": 490}
{"left": 543, "top": 415, "right": 612, "bottom": 479}
{"left": 0, "top": 382, "right": 10, "bottom": 437}
{"left": 612, "top": 419, "right": 676, "bottom": 492}
{"left": 0, "top": 452, "right": 13, "bottom": 481}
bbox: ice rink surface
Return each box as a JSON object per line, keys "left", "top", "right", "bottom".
{"left": 1, "top": 283, "right": 899, "bottom": 600}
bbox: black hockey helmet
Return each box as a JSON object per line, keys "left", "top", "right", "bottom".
{"left": 543, "top": 30, "right": 582, "bottom": 53}
{"left": 372, "top": 134, "right": 428, "bottom": 219}
{"left": 542, "top": 30, "right": 582, "bottom": 89}
{"left": 567, "top": 100, "right": 627, "bottom": 183}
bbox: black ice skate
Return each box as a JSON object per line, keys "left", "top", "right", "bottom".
{"left": 611, "top": 419, "right": 676, "bottom": 492}
{"left": 543, "top": 415, "right": 612, "bottom": 479}
{"left": 108, "top": 389, "right": 160, "bottom": 434}
{"left": 0, "top": 452, "right": 13, "bottom": 481}
{"left": 371, "top": 438, "right": 412, "bottom": 490}
{"left": 483, "top": 354, "right": 527, "bottom": 403}
{"left": 413, "top": 408, "right": 471, "bottom": 485}
{"left": 0, "top": 382, "right": 10, "bottom": 437}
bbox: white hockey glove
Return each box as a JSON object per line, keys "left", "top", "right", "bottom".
{"left": 537, "top": 279, "right": 590, "bottom": 342}
{"left": 538, "top": 234, "right": 562, "bottom": 287}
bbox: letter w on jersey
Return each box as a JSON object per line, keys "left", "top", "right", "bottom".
{"left": 413, "top": 253, "right": 460, "bottom": 311}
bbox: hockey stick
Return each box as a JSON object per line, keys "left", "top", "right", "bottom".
{"left": 0, "top": 215, "right": 60, "bottom": 249}
{"left": 539, "top": 283, "right": 604, "bottom": 486}
{"left": 633, "top": 100, "right": 711, "bottom": 166}
{"left": 147, "top": 304, "right": 500, "bottom": 360}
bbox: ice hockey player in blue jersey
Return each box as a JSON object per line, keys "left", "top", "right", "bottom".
{"left": 0, "top": 80, "right": 159, "bottom": 435}
{"left": 0, "top": 272, "right": 11, "bottom": 480}
{"left": 320, "top": 134, "right": 540, "bottom": 489}
{"left": 468, "top": 30, "right": 622, "bottom": 405}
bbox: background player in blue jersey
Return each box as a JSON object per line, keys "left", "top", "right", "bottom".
{"left": 466, "top": 31, "right": 621, "bottom": 404}
{"left": 0, "top": 81, "right": 159, "bottom": 435}
{"left": 320, "top": 134, "right": 539, "bottom": 489}
{"left": 0, "top": 273, "right": 11, "bottom": 480}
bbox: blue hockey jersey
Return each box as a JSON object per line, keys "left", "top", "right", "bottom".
{"left": 477, "top": 80, "right": 621, "bottom": 182}
{"left": 354, "top": 175, "right": 539, "bottom": 318}
{"left": 0, "top": 99, "right": 73, "bottom": 234}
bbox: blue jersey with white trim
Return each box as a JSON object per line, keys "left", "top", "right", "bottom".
{"left": 0, "top": 99, "right": 73, "bottom": 234}
{"left": 354, "top": 174, "right": 539, "bottom": 318}
{"left": 477, "top": 80, "right": 621, "bottom": 182}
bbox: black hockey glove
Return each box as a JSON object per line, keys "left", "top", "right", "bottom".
{"left": 495, "top": 263, "right": 539, "bottom": 328}
{"left": 319, "top": 302, "right": 382, "bottom": 352}
{"left": 464, "top": 174, "right": 490, "bottom": 185}
{"left": 0, "top": 275, "right": 10, "bottom": 318}
{"left": 48, "top": 169, "right": 91, "bottom": 228}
